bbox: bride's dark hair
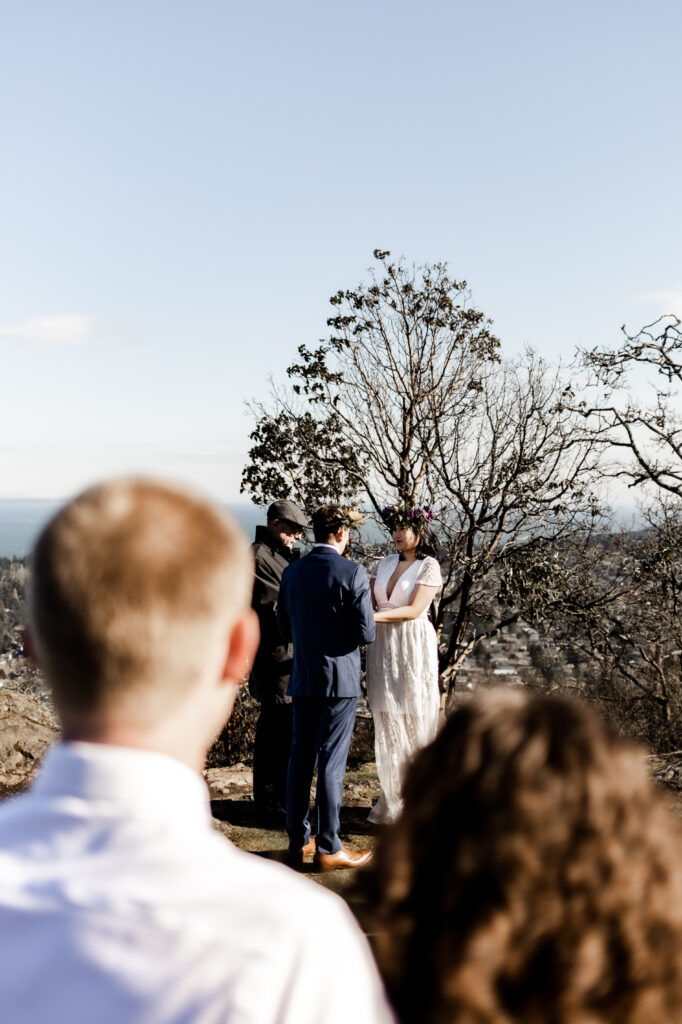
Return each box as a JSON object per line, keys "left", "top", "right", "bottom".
{"left": 397, "top": 524, "right": 439, "bottom": 562}
{"left": 381, "top": 504, "right": 439, "bottom": 561}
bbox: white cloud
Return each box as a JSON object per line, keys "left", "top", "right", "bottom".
{"left": 0, "top": 313, "right": 99, "bottom": 346}
{"left": 637, "top": 291, "right": 682, "bottom": 316}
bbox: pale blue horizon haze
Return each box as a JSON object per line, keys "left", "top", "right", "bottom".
{"left": 1, "top": 0, "right": 681, "bottom": 504}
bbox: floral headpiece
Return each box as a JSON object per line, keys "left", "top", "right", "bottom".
{"left": 312, "top": 505, "right": 365, "bottom": 534}
{"left": 339, "top": 507, "right": 365, "bottom": 529}
{"left": 381, "top": 504, "right": 435, "bottom": 531}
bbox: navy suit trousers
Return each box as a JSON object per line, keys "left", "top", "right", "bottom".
{"left": 286, "top": 696, "right": 357, "bottom": 855}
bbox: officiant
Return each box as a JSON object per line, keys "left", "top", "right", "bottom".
{"left": 249, "top": 498, "right": 308, "bottom": 824}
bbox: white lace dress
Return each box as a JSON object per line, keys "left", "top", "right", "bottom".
{"left": 366, "top": 554, "right": 442, "bottom": 824}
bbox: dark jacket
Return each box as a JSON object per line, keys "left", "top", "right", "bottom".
{"left": 278, "top": 546, "right": 376, "bottom": 698}
{"left": 249, "top": 525, "right": 300, "bottom": 704}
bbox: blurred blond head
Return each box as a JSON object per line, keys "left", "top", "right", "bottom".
{"left": 28, "top": 477, "right": 255, "bottom": 735}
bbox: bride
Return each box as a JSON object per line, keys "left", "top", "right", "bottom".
{"left": 366, "top": 505, "right": 442, "bottom": 824}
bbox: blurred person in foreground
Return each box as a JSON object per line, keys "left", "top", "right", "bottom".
{"left": 0, "top": 478, "right": 393, "bottom": 1024}
{"left": 249, "top": 498, "right": 308, "bottom": 824}
{"left": 367, "top": 689, "right": 682, "bottom": 1024}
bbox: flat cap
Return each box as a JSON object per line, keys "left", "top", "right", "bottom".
{"left": 267, "top": 499, "right": 309, "bottom": 529}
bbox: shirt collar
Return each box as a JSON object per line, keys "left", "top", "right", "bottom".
{"left": 32, "top": 742, "right": 212, "bottom": 829}
{"left": 313, "top": 543, "right": 339, "bottom": 553}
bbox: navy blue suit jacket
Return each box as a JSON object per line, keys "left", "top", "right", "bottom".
{"left": 278, "top": 546, "right": 376, "bottom": 698}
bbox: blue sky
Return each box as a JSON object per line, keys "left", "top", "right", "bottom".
{"left": 1, "top": 0, "right": 680, "bottom": 501}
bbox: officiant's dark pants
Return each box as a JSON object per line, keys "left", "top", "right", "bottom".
{"left": 252, "top": 701, "right": 293, "bottom": 818}
{"left": 287, "top": 696, "right": 357, "bottom": 855}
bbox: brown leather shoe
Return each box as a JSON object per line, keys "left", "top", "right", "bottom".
{"left": 301, "top": 836, "right": 316, "bottom": 858}
{"left": 313, "top": 847, "right": 373, "bottom": 873}
{"left": 284, "top": 836, "right": 316, "bottom": 868}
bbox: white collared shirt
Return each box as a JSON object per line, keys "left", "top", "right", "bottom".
{"left": 0, "top": 743, "right": 394, "bottom": 1024}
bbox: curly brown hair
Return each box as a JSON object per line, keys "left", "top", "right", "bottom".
{"left": 367, "top": 690, "right": 682, "bottom": 1024}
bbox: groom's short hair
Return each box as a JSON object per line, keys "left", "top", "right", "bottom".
{"left": 29, "top": 477, "right": 253, "bottom": 731}
{"left": 311, "top": 505, "right": 347, "bottom": 543}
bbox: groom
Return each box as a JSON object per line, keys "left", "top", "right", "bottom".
{"left": 278, "top": 505, "right": 375, "bottom": 871}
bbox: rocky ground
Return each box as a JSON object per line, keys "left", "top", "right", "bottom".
{"left": 0, "top": 686, "right": 60, "bottom": 798}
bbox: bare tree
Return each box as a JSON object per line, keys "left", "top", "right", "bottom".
{"left": 580, "top": 315, "right": 682, "bottom": 498}
{"left": 242, "top": 251, "right": 602, "bottom": 694}
{"left": 432, "top": 352, "right": 601, "bottom": 690}
{"left": 535, "top": 502, "right": 682, "bottom": 751}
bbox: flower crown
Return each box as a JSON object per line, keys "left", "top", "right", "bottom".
{"left": 339, "top": 507, "right": 365, "bottom": 529}
{"left": 312, "top": 505, "right": 365, "bottom": 534}
{"left": 381, "top": 504, "right": 435, "bottom": 531}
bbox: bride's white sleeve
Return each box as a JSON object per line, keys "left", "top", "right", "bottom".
{"left": 416, "top": 556, "right": 442, "bottom": 588}
{"left": 370, "top": 556, "right": 386, "bottom": 581}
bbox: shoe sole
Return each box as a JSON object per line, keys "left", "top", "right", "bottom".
{"left": 313, "top": 854, "right": 373, "bottom": 873}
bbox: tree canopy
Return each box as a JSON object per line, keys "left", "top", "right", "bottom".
{"left": 242, "top": 251, "right": 602, "bottom": 693}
